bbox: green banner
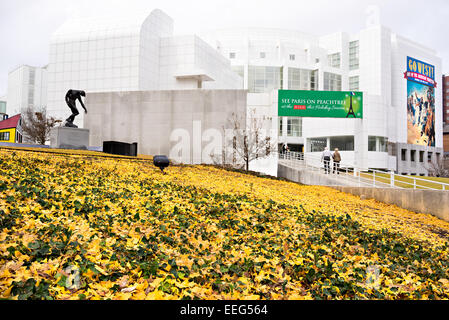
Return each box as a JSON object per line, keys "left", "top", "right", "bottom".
{"left": 278, "top": 90, "right": 363, "bottom": 118}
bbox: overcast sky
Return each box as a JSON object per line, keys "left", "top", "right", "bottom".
{"left": 0, "top": 0, "right": 448, "bottom": 96}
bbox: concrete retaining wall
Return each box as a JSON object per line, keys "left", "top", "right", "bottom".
{"left": 84, "top": 90, "right": 248, "bottom": 164}
{"left": 278, "top": 163, "right": 356, "bottom": 187}
{"left": 278, "top": 163, "right": 449, "bottom": 222}
{"left": 0, "top": 142, "right": 50, "bottom": 149}
{"left": 332, "top": 186, "right": 449, "bottom": 222}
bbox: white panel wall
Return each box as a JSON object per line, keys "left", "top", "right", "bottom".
{"left": 6, "top": 65, "right": 48, "bottom": 115}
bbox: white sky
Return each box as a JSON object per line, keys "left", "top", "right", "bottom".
{"left": 0, "top": 0, "right": 448, "bottom": 96}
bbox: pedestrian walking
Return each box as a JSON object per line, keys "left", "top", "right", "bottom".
{"left": 321, "top": 147, "right": 332, "bottom": 174}
{"left": 333, "top": 148, "right": 341, "bottom": 174}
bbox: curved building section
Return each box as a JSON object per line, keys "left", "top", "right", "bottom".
{"left": 47, "top": 10, "right": 173, "bottom": 126}
{"left": 47, "top": 9, "right": 242, "bottom": 128}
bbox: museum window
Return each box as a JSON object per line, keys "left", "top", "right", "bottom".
{"left": 378, "top": 137, "right": 387, "bottom": 152}
{"left": 0, "top": 132, "right": 10, "bottom": 141}
{"left": 278, "top": 117, "right": 283, "bottom": 136}
{"left": 289, "top": 54, "right": 296, "bottom": 61}
{"left": 349, "top": 76, "right": 359, "bottom": 91}
{"left": 288, "top": 68, "right": 314, "bottom": 90}
{"left": 368, "top": 136, "right": 377, "bottom": 151}
{"left": 369, "top": 136, "right": 388, "bottom": 153}
{"left": 330, "top": 136, "right": 354, "bottom": 151}
{"left": 327, "top": 53, "right": 341, "bottom": 68}
{"left": 428, "top": 152, "right": 433, "bottom": 163}
{"left": 231, "top": 65, "right": 244, "bottom": 79}
{"left": 401, "top": 149, "right": 407, "bottom": 161}
{"left": 323, "top": 72, "right": 342, "bottom": 91}
{"left": 287, "top": 118, "right": 302, "bottom": 137}
{"left": 308, "top": 138, "right": 327, "bottom": 152}
{"left": 411, "top": 150, "right": 416, "bottom": 162}
{"left": 349, "top": 41, "right": 359, "bottom": 70}
{"left": 310, "top": 70, "right": 318, "bottom": 91}
{"left": 29, "top": 69, "right": 35, "bottom": 85}
{"left": 419, "top": 151, "right": 424, "bottom": 162}
{"left": 28, "top": 88, "right": 34, "bottom": 105}
{"left": 229, "top": 52, "right": 236, "bottom": 59}
{"left": 248, "top": 66, "right": 283, "bottom": 93}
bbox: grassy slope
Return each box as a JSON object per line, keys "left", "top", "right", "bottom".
{"left": 1, "top": 148, "right": 449, "bottom": 300}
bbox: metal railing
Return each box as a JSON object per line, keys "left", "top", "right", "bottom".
{"left": 279, "top": 151, "right": 449, "bottom": 190}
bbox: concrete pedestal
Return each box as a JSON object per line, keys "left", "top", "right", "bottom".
{"left": 50, "top": 127, "right": 90, "bottom": 150}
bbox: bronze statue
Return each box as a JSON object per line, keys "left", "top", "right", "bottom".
{"left": 64, "top": 90, "right": 87, "bottom": 128}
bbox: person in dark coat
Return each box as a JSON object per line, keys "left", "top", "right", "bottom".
{"left": 333, "top": 148, "right": 341, "bottom": 174}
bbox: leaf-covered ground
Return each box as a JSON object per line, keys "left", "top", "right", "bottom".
{"left": 1, "top": 148, "right": 449, "bottom": 300}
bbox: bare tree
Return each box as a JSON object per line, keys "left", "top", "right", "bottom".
{"left": 225, "top": 110, "right": 277, "bottom": 172}
{"left": 21, "top": 106, "right": 61, "bottom": 145}
{"left": 426, "top": 159, "right": 449, "bottom": 178}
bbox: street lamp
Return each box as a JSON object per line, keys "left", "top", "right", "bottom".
{"left": 153, "top": 155, "right": 170, "bottom": 174}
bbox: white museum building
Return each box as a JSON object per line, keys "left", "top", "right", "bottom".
{"left": 3, "top": 8, "right": 444, "bottom": 175}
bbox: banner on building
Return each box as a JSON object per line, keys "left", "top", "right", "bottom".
{"left": 404, "top": 57, "right": 436, "bottom": 88}
{"left": 406, "top": 57, "right": 436, "bottom": 147}
{"left": 278, "top": 90, "right": 363, "bottom": 119}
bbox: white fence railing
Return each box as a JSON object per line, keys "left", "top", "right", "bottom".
{"left": 279, "top": 151, "right": 449, "bottom": 191}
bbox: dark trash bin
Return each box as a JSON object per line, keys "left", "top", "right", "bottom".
{"left": 103, "top": 141, "right": 138, "bottom": 157}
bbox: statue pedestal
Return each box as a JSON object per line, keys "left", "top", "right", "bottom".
{"left": 50, "top": 127, "right": 90, "bottom": 150}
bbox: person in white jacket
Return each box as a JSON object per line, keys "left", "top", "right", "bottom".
{"left": 321, "top": 147, "right": 332, "bottom": 174}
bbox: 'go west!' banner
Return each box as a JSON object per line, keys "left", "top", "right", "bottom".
{"left": 406, "top": 57, "right": 436, "bottom": 147}
{"left": 278, "top": 90, "right": 363, "bottom": 119}
{"left": 404, "top": 56, "right": 436, "bottom": 88}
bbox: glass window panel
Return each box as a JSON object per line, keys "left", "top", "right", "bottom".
{"left": 328, "top": 53, "right": 341, "bottom": 68}
{"left": 368, "top": 136, "right": 377, "bottom": 151}
{"left": 278, "top": 117, "right": 283, "bottom": 136}
{"left": 330, "top": 136, "right": 354, "bottom": 151}
{"left": 323, "top": 72, "right": 342, "bottom": 91}
{"left": 349, "top": 41, "right": 360, "bottom": 70}
{"left": 349, "top": 76, "right": 359, "bottom": 91}
{"left": 378, "top": 137, "right": 387, "bottom": 152}
{"left": 309, "top": 138, "right": 327, "bottom": 152}
{"left": 287, "top": 118, "right": 302, "bottom": 137}
{"left": 248, "top": 66, "right": 282, "bottom": 93}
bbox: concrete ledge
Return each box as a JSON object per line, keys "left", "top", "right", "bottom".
{"left": 331, "top": 186, "right": 449, "bottom": 222}
{"left": 0, "top": 142, "right": 50, "bottom": 149}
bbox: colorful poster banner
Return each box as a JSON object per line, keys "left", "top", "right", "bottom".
{"left": 406, "top": 57, "right": 436, "bottom": 147}
{"left": 278, "top": 90, "right": 363, "bottom": 118}
{"left": 407, "top": 81, "right": 435, "bottom": 147}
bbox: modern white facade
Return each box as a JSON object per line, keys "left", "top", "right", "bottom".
{"left": 47, "top": 9, "right": 242, "bottom": 127}
{"left": 5, "top": 8, "right": 442, "bottom": 175}
{"left": 6, "top": 65, "right": 48, "bottom": 115}
{"left": 198, "top": 26, "right": 443, "bottom": 174}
